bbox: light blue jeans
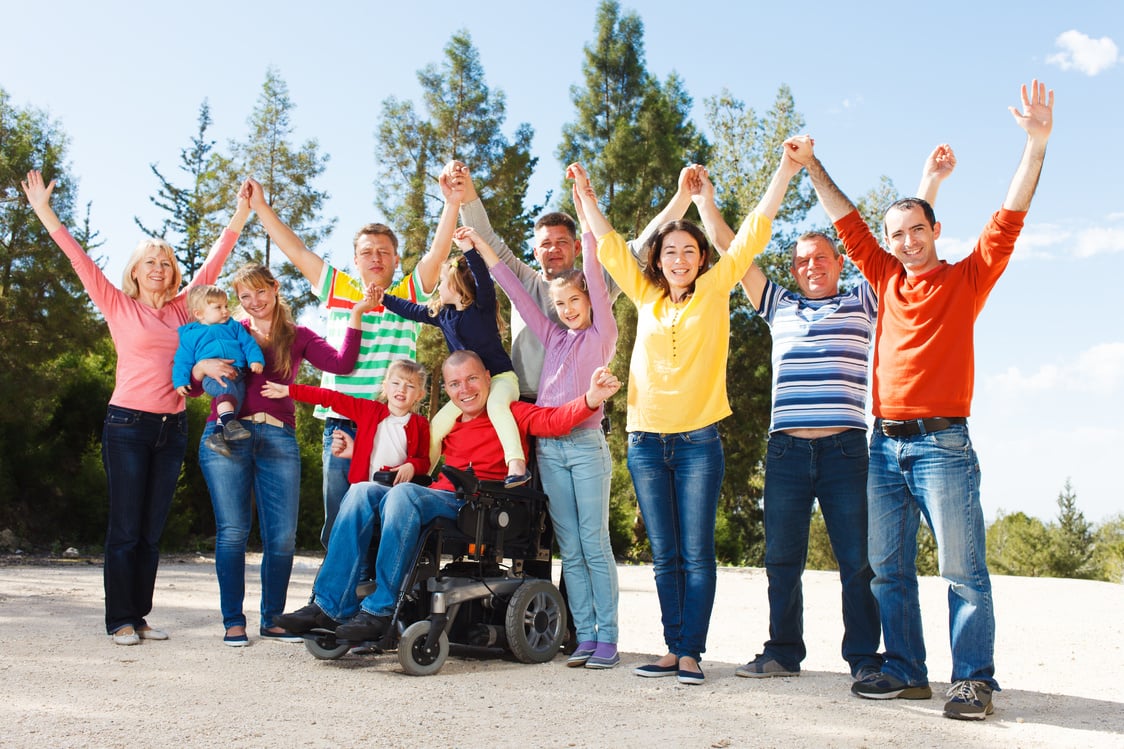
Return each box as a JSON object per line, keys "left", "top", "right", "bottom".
{"left": 868, "top": 421, "right": 998, "bottom": 689}
{"left": 627, "top": 425, "right": 724, "bottom": 662}
{"left": 198, "top": 421, "right": 300, "bottom": 630}
{"left": 314, "top": 483, "right": 461, "bottom": 620}
{"left": 321, "top": 417, "right": 357, "bottom": 549}
{"left": 538, "top": 428, "right": 619, "bottom": 644}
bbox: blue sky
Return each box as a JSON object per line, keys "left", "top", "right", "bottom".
{"left": 5, "top": 1, "right": 1122, "bottom": 523}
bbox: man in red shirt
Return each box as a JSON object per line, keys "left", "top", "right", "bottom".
{"left": 277, "top": 350, "right": 620, "bottom": 642}
{"left": 785, "top": 80, "right": 1054, "bottom": 720}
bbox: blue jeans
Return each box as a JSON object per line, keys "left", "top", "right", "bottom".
{"left": 321, "top": 417, "right": 357, "bottom": 549}
{"left": 315, "top": 483, "right": 461, "bottom": 620}
{"left": 101, "top": 406, "right": 188, "bottom": 634}
{"left": 627, "top": 425, "right": 724, "bottom": 661}
{"left": 198, "top": 421, "right": 300, "bottom": 630}
{"left": 310, "top": 481, "right": 392, "bottom": 620}
{"left": 201, "top": 370, "right": 246, "bottom": 413}
{"left": 761, "top": 429, "right": 881, "bottom": 675}
{"left": 868, "top": 422, "right": 997, "bottom": 689}
{"left": 538, "top": 429, "right": 619, "bottom": 644}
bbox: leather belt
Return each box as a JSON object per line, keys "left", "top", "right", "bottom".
{"left": 878, "top": 417, "right": 966, "bottom": 437}
{"left": 247, "top": 412, "right": 285, "bottom": 429}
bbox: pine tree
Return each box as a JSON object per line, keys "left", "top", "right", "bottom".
{"left": 134, "top": 100, "right": 225, "bottom": 279}
{"left": 1048, "top": 478, "right": 1096, "bottom": 579}
{"left": 225, "top": 67, "right": 335, "bottom": 314}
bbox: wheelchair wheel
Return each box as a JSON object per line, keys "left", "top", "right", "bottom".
{"left": 505, "top": 579, "right": 567, "bottom": 663}
{"left": 304, "top": 632, "right": 350, "bottom": 660}
{"left": 397, "top": 620, "right": 449, "bottom": 676}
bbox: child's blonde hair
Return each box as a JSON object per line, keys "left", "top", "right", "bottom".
{"left": 426, "top": 254, "right": 506, "bottom": 334}
{"left": 379, "top": 359, "right": 429, "bottom": 409}
{"left": 186, "top": 284, "right": 229, "bottom": 317}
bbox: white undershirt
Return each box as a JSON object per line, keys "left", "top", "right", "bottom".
{"left": 368, "top": 413, "right": 410, "bottom": 480}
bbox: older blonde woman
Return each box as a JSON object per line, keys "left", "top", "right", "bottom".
{"left": 22, "top": 170, "right": 250, "bottom": 645}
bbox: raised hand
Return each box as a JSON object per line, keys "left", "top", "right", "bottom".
{"left": 923, "top": 144, "right": 957, "bottom": 183}
{"left": 690, "top": 165, "right": 715, "bottom": 209}
{"left": 451, "top": 225, "right": 480, "bottom": 251}
{"left": 1009, "top": 79, "right": 1054, "bottom": 143}
{"left": 585, "top": 365, "right": 621, "bottom": 408}
{"left": 245, "top": 178, "right": 268, "bottom": 211}
{"left": 20, "top": 170, "right": 56, "bottom": 213}
{"left": 442, "top": 160, "right": 477, "bottom": 202}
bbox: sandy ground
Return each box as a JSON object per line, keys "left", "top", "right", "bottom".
{"left": 0, "top": 554, "right": 1121, "bottom": 749}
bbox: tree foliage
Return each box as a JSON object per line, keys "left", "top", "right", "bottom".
{"left": 134, "top": 100, "right": 226, "bottom": 280}
{"left": 223, "top": 67, "right": 335, "bottom": 315}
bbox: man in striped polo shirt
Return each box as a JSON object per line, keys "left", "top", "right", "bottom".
{"left": 248, "top": 180, "right": 451, "bottom": 547}
{"left": 690, "top": 149, "right": 952, "bottom": 686}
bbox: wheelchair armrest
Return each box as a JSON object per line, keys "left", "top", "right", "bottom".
{"left": 440, "top": 464, "right": 479, "bottom": 496}
{"left": 370, "top": 471, "right": 434, "bottom": 488}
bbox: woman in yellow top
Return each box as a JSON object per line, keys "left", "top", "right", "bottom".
{"left": 569, "top": 149, "right": 800, "bottom": 684}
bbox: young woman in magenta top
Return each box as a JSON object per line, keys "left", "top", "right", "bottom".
{"left": 193, "top": 260, "right": 373, "bottom": 646}
{"left": 21, "top": 170, "right": 251, "bottom": 644}
{"left": 570, "top": 151, "right": 800, "bottom": 684}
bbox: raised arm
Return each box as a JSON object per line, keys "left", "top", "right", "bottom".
{"left": 1004, "top": 79, "right": 1054, "bottom": 212}
{"left": 245, "top": 178, "right": 324, "bottom": 286}
{"left": 691, "top": 166, "right": 736, "bottom": 253}
{"left": 445, "top": 160, "right": 537, "bottom": 284}
{"left": 754, "top": 148, "right": 803, "bottom": 221}
{"left": 566, "top": 163, "right": 614, "bottom": 239}
{"left": 411, "top": 172, "right": 461, "bottom": 292}
{"left": 916, "top": 144, "right": 956, "bottom": 205}
{"left": 785, "top": 135, "right": 857, "bottom": 222}
{"left": 20, "top": 170, "right": 64, "bottom": 234}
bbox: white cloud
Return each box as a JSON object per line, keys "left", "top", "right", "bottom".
{"left": 1071, "top": 225, "right": 1124, "bottom": 257}
{"left": 1046, "top": 30, "right": 1119, "bottom": 76}
{"left": 986, "top": 342, "right": 1124, "bottom": 395}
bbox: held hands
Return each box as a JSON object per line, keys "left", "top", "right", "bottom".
{"left": 249, "top": 362, "right": 264, "bottom": 374}
{"left": 439, "top": 170, "right": 465, "bottom": 206}
{"left": 355, "top": 282, "right": 382, "bottom": 314}
{"left": 584, "top": 366, "right": 621, "bottom": 408}
{"left": 244, "top": 178, "right": 268, "bottom": 212}
{"left": 261, "top": 381, "right": 290, "bottom": 399}
{"left": 923, "top": 144, "right": 957, "bottom": 183}
{"left": 176, "top": 385, "right": 191, "bottom": 397}
{"left": 782, "top": 135, "right": 815, "bottom": 166}
{"left": 452, "top": 225, "right": 481, "bottom": 251}
{"left": 689, "top": 165, "right": 715, "bottom": 209}
{"left": 441, "top": 160, "right": 477, "bottom": 202}
{"left": 1009, "top": 79, "right": 1054, "bottom": 144}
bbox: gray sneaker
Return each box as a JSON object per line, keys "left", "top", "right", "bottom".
{"left": 735, "top": 655, "right": 798, "bottom": 678}
{"left": 223, "top": 419, "right": 251, "bottom": 441}
{"left": 943, "top": 679, "right": 994, "bottom": 720}
{"left": 851, "top": 671, "right": 932, "bottom": 700}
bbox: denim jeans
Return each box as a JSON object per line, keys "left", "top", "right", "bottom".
{"left": 761, "top": 429, "right": 881, "bottom": 675}
{"left": 310, "top": 481, "right": 392, "bottom": 620}
{"left": 868, "top": 422, "right": 997, "bottom": 689}
{"left": 627, "top": 425, "right": 724, "bottom": 661}
{"left": 321, "top": 417, "right": 357, "bottom": 549}
{"left": 201, "top": 370, "right": 246, "bottom": 413}
{"left": 198, "top": 421, "right": 300, "bottom": 630}
{"left": 315, "top": 483, "right": 461, "bottom": 620}
{"left": 538, "top": 428, "right": 619, "bottom": 644}
{"left": 101, "top": 406, "right": 188, "bottom": 634}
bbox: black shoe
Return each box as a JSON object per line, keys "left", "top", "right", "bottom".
{"left": 273, "top": 603, "right": 336, "bottom": 634}
{"left": 335, "top": 611, "right": 391, "bottom": 641}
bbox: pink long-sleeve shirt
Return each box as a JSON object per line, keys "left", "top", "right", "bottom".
{"left": 50, "top": 226, "right": 239, "bottom": 414}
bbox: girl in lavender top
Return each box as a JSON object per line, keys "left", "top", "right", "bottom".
{"left": 469, "top": 184, "right": 620, "bottom": 669}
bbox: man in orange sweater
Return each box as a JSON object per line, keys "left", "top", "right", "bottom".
{"left": 786, "top": 79, "right": 1054, "bottom": 720}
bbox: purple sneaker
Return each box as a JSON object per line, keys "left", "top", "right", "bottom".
{"left": 585, "top": 642, "right": 620, "bottom": 669}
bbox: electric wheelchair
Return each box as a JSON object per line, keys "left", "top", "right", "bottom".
{"left": 301, "top": 465, "right": 567, "bottom": 675}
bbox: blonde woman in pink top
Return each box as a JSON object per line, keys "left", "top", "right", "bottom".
{"left": 21, "top": 170, "right": 251, "bottom": 646}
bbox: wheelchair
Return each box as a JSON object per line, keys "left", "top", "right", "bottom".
{"left": 302, "top": 465, "right": 568, "bottom": 675}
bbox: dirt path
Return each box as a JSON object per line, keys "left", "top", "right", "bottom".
{"left": 1, "top": 555, "right": 1121, "bottom": 748}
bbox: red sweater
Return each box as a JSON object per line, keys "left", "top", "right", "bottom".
{"left": 431, "top": 396, "right": 596, "bottom": 493}
{"left": 835, "top": 208, "right": 1025, "bottom": 419}
{"left": 289, "top": 384, "right": 430, "bottom": 484}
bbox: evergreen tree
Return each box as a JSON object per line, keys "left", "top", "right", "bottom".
{"left": 224, "top": 67, "right": 335, "bottom": 314}
{"left": 374, "top": 29, "right": 537, "bottom": 413}
{"left": 558, "top": 0, "right": 710, "bottom": 557}
{"left": 1048, "top": 478, "right": 1097, "bottom": 579}
{"left": 986, "top": 510, "right": 1052, "bottom": 577}
{"left": 134, "top": 100, "right": 226, "bottom": 279}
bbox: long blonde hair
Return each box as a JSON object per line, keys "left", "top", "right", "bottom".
{"left": 231, "top": 264, "right": 297, "bottom": 379}
{"left": 121, "top": 238, "right": 182, "bottom": 302}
